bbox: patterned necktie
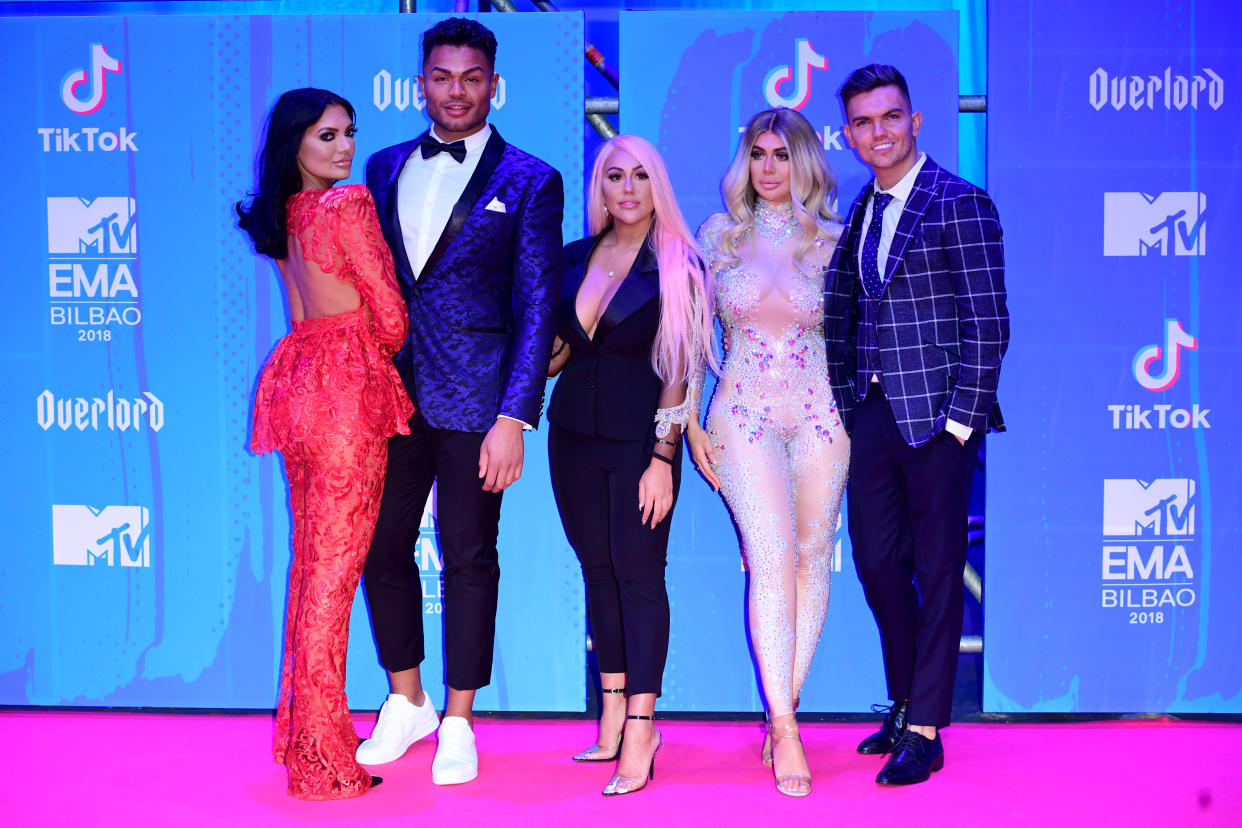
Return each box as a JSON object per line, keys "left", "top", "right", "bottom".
{"left": 420, "top": 135, "right": 467, "bottom": 163}
{"left": 861, "top": 192, "right": 894, "bottom": 297}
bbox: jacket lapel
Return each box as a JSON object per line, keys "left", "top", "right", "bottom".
{"left": 839, "top": 188, "right": 870, "bottom": 278}
{"left": 593, "top": 238, "right": 659, "bottom": 345}
{"left": 881, "top": 158, "right": 942, "bottom": 289}
{"left": 561, "top": 233, "right": 604, "bottom": 345}
{"left": 419, "top": 127, "right": 508, "bottom": 281}
{"left": 383, "top": 136, "right": 422, "bottom": 285}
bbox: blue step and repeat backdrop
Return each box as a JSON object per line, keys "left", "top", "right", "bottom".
{"left": 0, "top": 11, "right": 586, "bottom": 710}
{"left": 620, "top": 9, "right": 959, "bottom": 712}
{"left": 6, "top": 3, "right": 1236, "bottom": 716}
{"left": 985, "top": 1, "right": 1242, "bottom": 713}
{"left": 0, "top": 7, "right": 963, "bottom": 714}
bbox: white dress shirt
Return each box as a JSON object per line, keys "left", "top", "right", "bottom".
{"left": 857, "top": 152, "right": 972, "bottom": 441}
{"left": 857, "top": 152, "right": 927, "bottom": 281}
{"left": 398, "top": 123, "right": 492, "bottom": 279}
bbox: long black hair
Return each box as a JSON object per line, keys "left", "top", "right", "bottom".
{"left": 236, "top": 88, "right": 356, "bottom": 260}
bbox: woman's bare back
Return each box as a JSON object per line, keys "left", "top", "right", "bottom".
{"left": 277, "top": 233, "right": 362, "bottom": 323}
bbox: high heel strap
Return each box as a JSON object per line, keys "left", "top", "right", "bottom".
{"left": 767, "top": 714, "right": 811, "bottom": 797}
{"left": 767, "top": 713, "right": 802, "bottom": 743}
{"left": 627, "top": 714, "right": 655, "bottom": 721}
{"left": 602, "top": 687, "right": 627, "bottom": 694}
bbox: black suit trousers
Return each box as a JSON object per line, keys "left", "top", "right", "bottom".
{"left": 362, "top": 410, "right": 503, "bottom": 691}
{"left": 548, "top": 425, "right": 679, "bottom": 697}
{"left": 847, "top": 384, "right": 981, "bottom": 729}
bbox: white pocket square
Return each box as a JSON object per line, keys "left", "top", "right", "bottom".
{"left": 485, "top": 197, "right": 506, "bottom": 213}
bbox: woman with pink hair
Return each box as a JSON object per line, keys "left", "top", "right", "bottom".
{"left": 547, "top": 134, "right": 714, "bottom": 796}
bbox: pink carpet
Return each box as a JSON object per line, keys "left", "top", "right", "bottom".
{"left": 1, "top": 712, "right": 1238, "bottom": 826}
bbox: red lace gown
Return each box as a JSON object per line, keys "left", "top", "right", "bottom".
{"left": 251, "top": 184, "right": 414, "bottom": 800}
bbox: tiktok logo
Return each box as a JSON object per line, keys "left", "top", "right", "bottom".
{"left": 1133, "top": 319, "right": 1197, "bottom": 392}
{"left": 763, "top": 39, "right": 827, "bottom": 110}
{"left": 61, "top": 44, "right": 121, "bottom": 115}
{"left": 1108, "top": 319, "right": 1209, "bottom": 429}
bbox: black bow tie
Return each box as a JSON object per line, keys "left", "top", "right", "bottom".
{"left": 420, "top": 135, "right": 467, "bottom": 163}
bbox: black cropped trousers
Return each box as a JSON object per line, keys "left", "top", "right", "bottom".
{"left": 362, "top": 410, "right": 503, "bottom": 691}
{"left": 548, "top": 425, "right": 681, "bottom": 697}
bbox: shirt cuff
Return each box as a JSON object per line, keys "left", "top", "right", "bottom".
{"left": 498, "top": 414, "right": 533, "bottom": 431}
{"left": 945, "top": 418, "right": 974, "bottom": 442}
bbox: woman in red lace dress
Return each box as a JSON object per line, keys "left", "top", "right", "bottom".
{"left": 238, "top": 88, "right": 413, "bottom": 800}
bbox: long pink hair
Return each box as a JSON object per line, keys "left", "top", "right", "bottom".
{"left": 586, "top": 135, "right": 717, "bottom": 383}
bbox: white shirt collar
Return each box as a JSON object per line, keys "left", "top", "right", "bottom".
{"left": 429, "top": 123, "right": 492, "bottom": 154}
{"left": 873, "top": 151, "right": 927, "bottom": 203}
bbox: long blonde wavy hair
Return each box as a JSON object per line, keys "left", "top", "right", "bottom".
{"left": 587, "top": 134, "right": 717, "bottom": 382}
{"left": 713, "top": 107, "right": 840, "bottom": 270}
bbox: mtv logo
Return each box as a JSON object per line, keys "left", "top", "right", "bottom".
{"left": 1102, "top": 479, "right": 1196, "bottom": 538}
{"left": 1103, "top": 192, "right": 1206, "bottom": 256}
{"left": 52, "top": 504, "right": 151, "bottom": 566}
{"left": 47, "top": 197, "right": 137, "bottom": 255}
{"left": 416, "top": 490, "right": 441, "bottom": 574}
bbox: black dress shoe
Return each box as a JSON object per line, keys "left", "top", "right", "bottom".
{"left": 875, "top": 731, "right": 944, "bottom": 786}
{"left": 369, "top": 775, "right": 383, "bottom": 789}
{"left": 856, "top": 700, "right": 909, "bottom": 754}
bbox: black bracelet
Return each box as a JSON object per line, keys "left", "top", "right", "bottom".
{"left": 654, "top": 437, "right": 677, "bottom": 448}
{"left": 648, "top": 451, "right": 674, "bottom": 466}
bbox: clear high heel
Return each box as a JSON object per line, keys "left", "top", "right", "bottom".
{"left": 601, "top": 715, "right": 662, "bottom": 796}
{"left": 573, "top": 688, "right": 626, "bottom": 762}
{"left": 768, "top": 713, "right": 811, "bottom": 798}
{"left": 761, "top": 697, "right": 798, "bottom": 768}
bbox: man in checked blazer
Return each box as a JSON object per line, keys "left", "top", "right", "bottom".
{"left": 825, "top": 64, "right": 1009, "bottom": 786}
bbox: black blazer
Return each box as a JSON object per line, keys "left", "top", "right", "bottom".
{"left": 547, "top": 232, "right": 664, "bottom": 442}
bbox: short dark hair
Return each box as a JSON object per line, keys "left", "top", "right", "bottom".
{"left": 422, "top": 17, "right": 498, "bottom": 69}
{"left": 838, "top": 64, "right": 911, "bottom": 111}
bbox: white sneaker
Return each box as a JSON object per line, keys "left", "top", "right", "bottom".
{"left": 431, "top": 716, "right": 478, "bottom": 785}
{"left": 356, "top": 693, "right": 439, "bottom": 765}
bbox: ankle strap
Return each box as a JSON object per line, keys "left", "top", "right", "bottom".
{"left": 602, "top": 688, "right": 627, "bottom": 694}
{"left": 627, "top": 714, "right": 655, "bottom": 721}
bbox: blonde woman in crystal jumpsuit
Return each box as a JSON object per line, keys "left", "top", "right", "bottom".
{"left": 687, "top": 108, "right": 849, "bottom": 798}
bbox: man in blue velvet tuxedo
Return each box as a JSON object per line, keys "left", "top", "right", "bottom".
{"left": 825, "top": 64, "right": 1008, "bottom": 786}
{"left": 355, "top": 17, "right": 564, "bottom": 786}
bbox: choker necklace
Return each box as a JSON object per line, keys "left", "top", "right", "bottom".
{"left": 752, "top": 197, "right": 799, "bottom": 248}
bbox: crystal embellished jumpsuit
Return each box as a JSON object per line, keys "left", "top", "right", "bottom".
{"left": 695, "top": 214, "right": 849, "bottom": 717}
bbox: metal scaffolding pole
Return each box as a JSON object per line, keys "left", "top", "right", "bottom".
{"left": 960, "top": 95, "right": 986, "bottom": 112}
{"left": 585, "top": 112, "right": 618, "bottom": 138}
{"left": 585, "top": 96, "right": 618, "bottom": 114}
{"left": 492, "top": 0, "right": 620, "bottom": 136}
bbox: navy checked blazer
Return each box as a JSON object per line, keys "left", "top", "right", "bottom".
{"left": 825, "top": 156, "right": 1009, "bottom": 447}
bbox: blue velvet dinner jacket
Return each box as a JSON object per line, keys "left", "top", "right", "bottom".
{"left": 366, "top": 128, "right": 565, "bottom": 432}
{"left": 824, "top": 156, "right": 1010, "bottom": 447}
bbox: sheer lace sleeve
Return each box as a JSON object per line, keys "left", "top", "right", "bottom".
{"left": 324, "top": 186, "right": 408, "bottom": 356}
{"left": 686, "top": 283, "right": 710, "bottom": 428}
{"left": 696, "top": 213, "right": 726, "bottom": 272}
{"left": 654, "top": 370, "right": 691, "bottom": 439}
{"left": 689, "top": 215, "right": 729, "bottom": 427}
